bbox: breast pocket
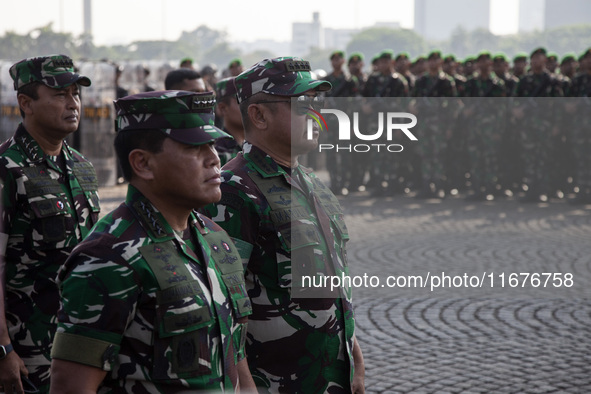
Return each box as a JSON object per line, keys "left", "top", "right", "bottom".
{"left": 152, "top": 281, "right": 216, "bottom": 380}
{"left": 28, "top": 197, "right": 70, "bottom": 249}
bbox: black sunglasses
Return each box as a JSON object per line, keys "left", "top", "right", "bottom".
{"left": 255, "top": 95, "right": 325, "bottom": 115}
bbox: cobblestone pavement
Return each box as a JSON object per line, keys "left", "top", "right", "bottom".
{"left": 342, "top": 193, "right": 591, "bottom": 393}
{"left": 99, "top": 185, "right": 591, "bottom": 393}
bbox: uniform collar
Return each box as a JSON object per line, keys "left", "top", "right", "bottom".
{"left": 242, "top": 141, "right": 286, "bottom": 178}
{"left": 126, "top": 185, "right": 205, "bottom": 242}
{"left": 15, "top": 124, "right": 74, "bottom": 166}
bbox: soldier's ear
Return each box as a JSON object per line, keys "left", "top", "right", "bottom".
{"left": 17, "top": 93, "right": 34, "bottom": 117}
{"left": 247, "top": 103, "right": 268, "bottom": 130}
{"left": 128, "top": 149, "right": 155, "bottom": 181}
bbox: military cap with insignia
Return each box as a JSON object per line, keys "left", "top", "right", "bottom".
{"left": 427, "top": 50, "right": 442, "bottom": 60}
{"left": 348, "top": 52, "right": 364, "bottom": 64}
{"left": 330, "top": 50, "right": 346, "bottom": 60}
{"left": 530, "top": 47, "right": 547, "bottom": 58}
{"left": 233, "top": 57, "right": 332, "bottom": 103}
{"left": 114, "top": 90, "right": 230, "bottom": 145}
{"left": 476, "top": 51, "right": 492, "bottom": 61}
{"left": 9, "top": 54, "right": 91, "bottom": 90}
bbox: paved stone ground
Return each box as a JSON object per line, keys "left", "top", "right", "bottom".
{"left": 99, "top": 184, "right": 591, "bottom": 393}
{"left": 342, "top": 193, "right": 591, "bottom": 393}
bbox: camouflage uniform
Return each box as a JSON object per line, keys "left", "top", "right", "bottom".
{"left": 462, "top": 69, "right": 506, "bottom": 198}
{"left": 215, "top": 77, "right": 242, "bottom": 167}
{"left": 51, "top": 91, "right": 252, "bottom": 392}
{"left": 204, "top": 143, "right": 355, "bottom": 393}
{"left": 493, "top": 54, "right": 522, "bottom": 191}
{"left": 323, "top": 51, "right": 357, "bottom": 194}
{"left": 215, "top": 137, "right": 242, "bottom": 167}
{"left": 53, "top": 186, "right": 250, "bottom": 393}
{"left": 362, "top": 51, "right": 409, "bottom": 194}
{"left": 0, "top": 55, "right": 98, "bottom": 392}
{"left": 568, "top": 49, "right": 591, "bottom": 202}
{"left": 514, "top": 48, "right": 564, "bottom": 201}
{"left": 204, "top": 58, "right": 357, "bottom": 393}
{"left": 412, "top": 54, "right": 458, "bottom": 197}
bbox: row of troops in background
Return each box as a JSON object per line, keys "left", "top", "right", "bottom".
{"left": 319, "top": 46, "right": 591, "bottom": 204}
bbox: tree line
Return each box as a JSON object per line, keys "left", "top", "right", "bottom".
{"left": 1, "top": 22, "right": 590, "bottom": 72}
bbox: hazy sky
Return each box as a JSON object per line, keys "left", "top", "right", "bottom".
{"left": 1, "top": 0, "right": 519, "bottom": 46}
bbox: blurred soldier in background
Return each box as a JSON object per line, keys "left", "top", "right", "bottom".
{"left": 462, "top": 51, "right": 506, "bottom": 200}
{"left": 411, "top": 50, "right": 457, "bottom": 199}
{"left": 512, "top": 53, "right": 528, "bottom": 80}
{"left": 164, "top": 68, "right": 206, "bottom": 93}
{"left": 568, "top": 48, "right": 591, "bottom": 204}
{"left": 362, "top": 50, "right": 409, "bottom": 196}
{"left": 215, "top": 77, "right": 244, "bottom": 166}
{"left": 513, "top": 47, "right": 564, "bottom": 202}
{"left": 323, "top": 50, "right": 357, "bottom": 195}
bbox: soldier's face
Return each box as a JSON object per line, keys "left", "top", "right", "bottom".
{"left": 22, "top": 83, "right": 81, "bottom": 138}
{"left": 149, "top": 138, "right": 221, "bottom": 209}
{"left": 175, "top": 78, "right": 206, "bottom": 93}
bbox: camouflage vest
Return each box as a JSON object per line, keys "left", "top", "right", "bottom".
{"left": 13, "top": 130, "right": 100, "bottom": 247}
{"left": 248, "top": 166, "right": 350, "bottom": 283}
{"left": 133, "top": 200, "right": 252, "bottom": 321}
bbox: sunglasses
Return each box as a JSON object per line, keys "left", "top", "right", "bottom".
{"left": 255, "top": 95, "right": 325, "bottom": 115}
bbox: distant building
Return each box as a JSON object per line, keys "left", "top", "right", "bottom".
{"left": 544, "top": 0, "right": 591, "bottom": 29}
{"left": 292, "top": 12, "right": 323, "bottom": 57}
{"left": 414, "top": 0, "right": 491, "bottom": 40}
{"left": 291, "top": 12, "right": 362, "bottom": 57}
{"left": 519, "top": 0, "right": 545, "bottom": 32}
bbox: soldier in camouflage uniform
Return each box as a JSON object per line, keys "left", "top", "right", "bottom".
{"left": 323, "top": 51, "right": 357, "bottom": 195}
{"left": 568, "top": 48, "right": 591, "bottom": 204}
{"left": 513, "top": 47, "right": 564, "bottom": 202}
{"left": 493, "top": 53, "right": 518, "bottom": 97}
{"left": 512, "top": 53, "right": 528, "bottom": 80}
{"left": 348, "top": 52, "right": 367, "bottom": 96}
{"left": 49, "top": 91, "right": 255, "bottom": 393}
{"left": 0, "top": 55, "right": 99, "bottom": 394}
{"left": 395, "top": 52, "right": 416, "bottom": 93}
{"left": 411, "top": 50, "right": 458, "bottom": 198}
{"left": 462, "top": 52, "right": 507, "bottom": 200}
{"left": 203, "top": 57, "right": 365, "bottom": 393}
{"left": 362, "top": 50, "right": 409, "bottom": 195}
{"left": 215, "top": 77, "right": 244, "bottom": 167}
{"left": 492, "top": 53, "right": 522, "bottom": 192}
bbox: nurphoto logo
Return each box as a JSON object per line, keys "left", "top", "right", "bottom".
{"left": 307, "top": 108, "right": 419, "bottom": 153}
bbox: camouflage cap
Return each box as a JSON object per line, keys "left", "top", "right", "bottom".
{"left": 378, "top": 50, "right": 394, "bottom": 60}
{"left": 348, "top": 52, "right": 364, "bottom": 63}
{"left": 114, "top": 90, "right": 230, "bottom": 145}
{"left": 9, "top": 54, "right": 91, "bottom": 90}
{"left": 513, "top": 52, "right": 528, "bottom": 62}
{"left": 579, "top": 48, "right": 591, "bottom": 61}
{"left": 476, "top": 51, "right": 492, "bottom": 61}
{"left": 560, "top": 54, "right": 576, "bottom": 65}
{"left": 530, "top": 47, "right": 547, "bottom": 58}
{"left": 330, "top": 50, "right": 346, "bottom": 60}
{"left": 443, "top": 54, "right": 456, "bottom": 63}
{"left": 215, "top": 77, "right": 237, "bottom": 101}
{"left": 395, "top": 52, "right": 410, "bottom": 61}
{"left": 228, "top": 58, "right": 242, "bottom": 68}
{"left": 233, "top": 57, "right": 331, "bottom": 103}
{"left": 493, "top": 53, "right": 508, "bottom": 62}
{"left": 427, "top": 50, "right": 442, "bottom": 60}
